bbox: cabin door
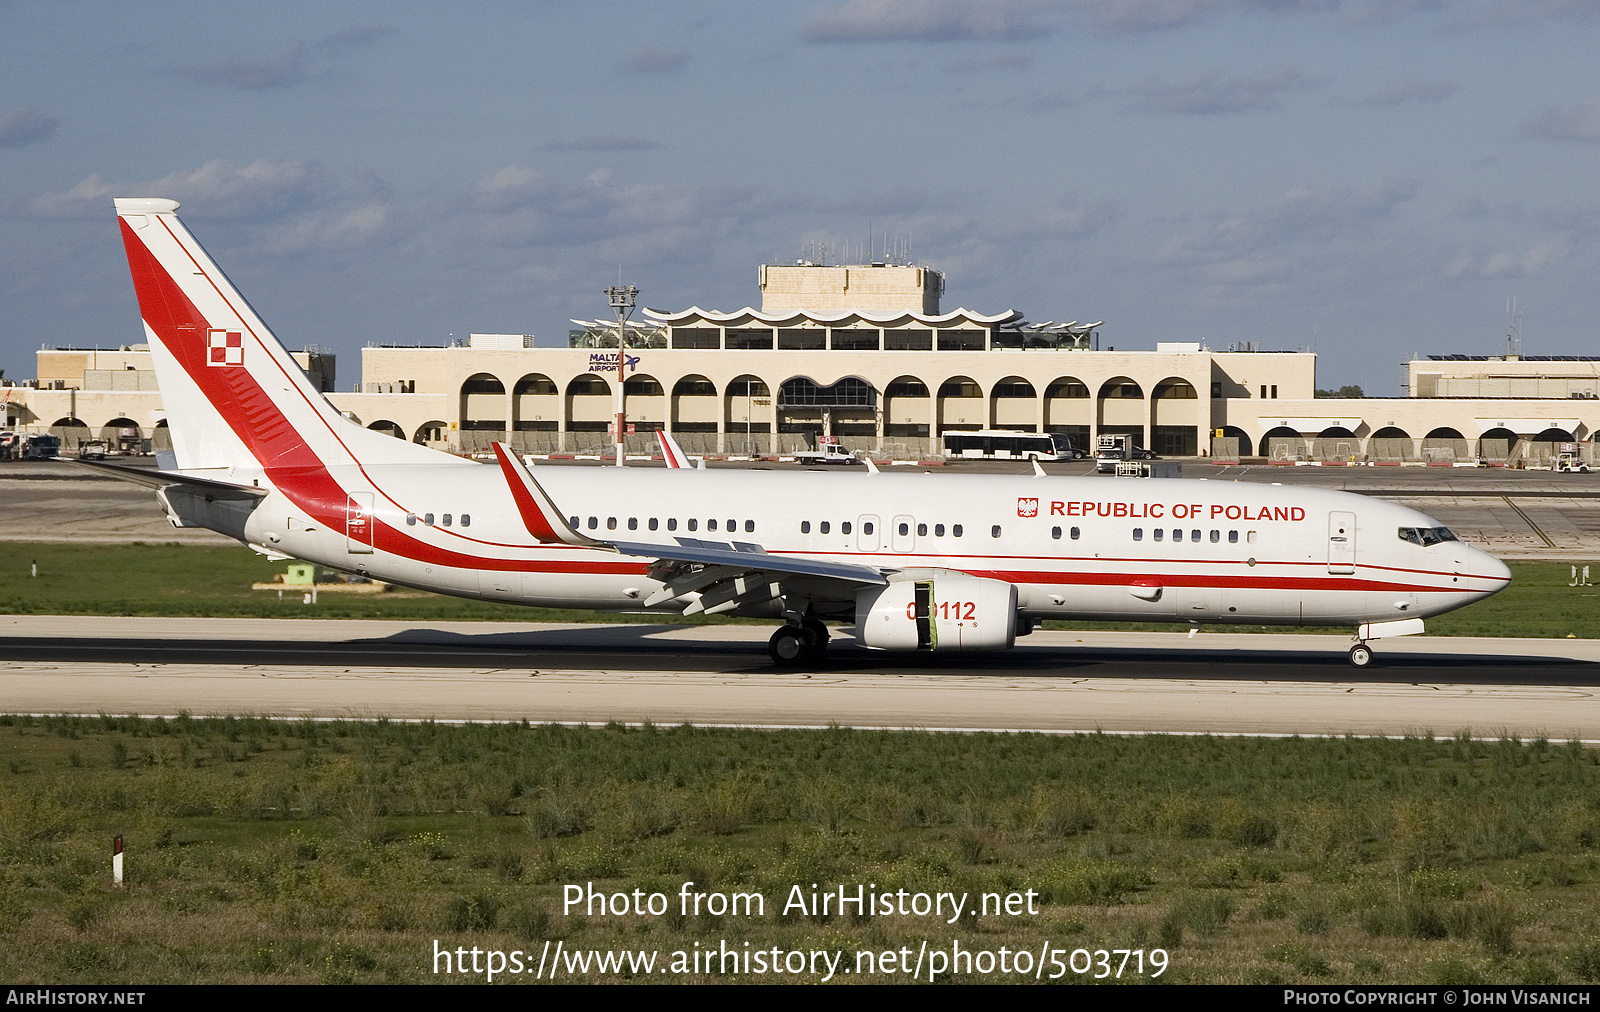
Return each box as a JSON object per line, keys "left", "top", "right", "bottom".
{"left": 1327, "top": 511, "right": 1355, "bottom": 575}
{"left": 891, "top": 515, "right": 916, "bottom": 553}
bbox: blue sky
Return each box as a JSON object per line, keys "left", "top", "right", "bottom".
{"left": 3, "top": 1, "right": 1599, "bottom": 393}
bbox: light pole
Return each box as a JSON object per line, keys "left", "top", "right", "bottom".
{"left": 605, "top": 284, "right": 637, "bottom": 467}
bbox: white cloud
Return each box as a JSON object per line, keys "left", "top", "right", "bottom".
{"left": 1157, "top": 179, "right": 1419, "bottom": 284}
{"left": 1524, "top": 98, "right": 1600, "bottom": 141}
{"left": 26, "top": 159, "right": 333, "bottom": 220}
{"left": 0, "top": 107, "right": 60, "bottom": 149}
{"left": 1360, "top": 80, "right": 1455, "bottom": 107}
{"left": 1072, "top": 0, "right": 1340, "bottom": 32}
{"left": 1443, "top": 236, "right": 1575, "bottom": 278}
{"left": 470, "top": 165, "right": 795, "bottom": 263}
{"left": 621, "top": 47, "right": 690, "bottom": 73}
{"left": 1013, "top": 195, "right": 1117, "bottom": 238}
{"left": 263, "top": 203, "right": 391, "bottom": 255}
{"left": 1132, "top": 64, "right": 1317, "bottom": 114}
{"left": 175, "top": 26, "right": 395, "bottom": 90}
{"left": 539, "top": 135, "right": 662, "bottom": 152}
{"left": 805, "top": 0, "right": 1055, "bottom": 42}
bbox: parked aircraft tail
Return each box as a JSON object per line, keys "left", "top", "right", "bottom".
{"left": 113, "top": 197, "right": 443, "bottom": 474}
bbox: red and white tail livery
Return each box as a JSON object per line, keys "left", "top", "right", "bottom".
{"left": 103, "top": 198, "right": 1512, "bottom": 668}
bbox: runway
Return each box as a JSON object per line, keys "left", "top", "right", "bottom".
{"left": 5, "top": 616, "right": 1600, "bottom": 740}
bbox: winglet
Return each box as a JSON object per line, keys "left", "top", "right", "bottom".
{"left": 492, "top": 442, "right": 606, "bottom": 547}
{"left": 657, "top": 430, "right": 691, "bottom": 469}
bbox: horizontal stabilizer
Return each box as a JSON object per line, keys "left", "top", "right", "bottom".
{"left": 66, "top": 457, "right": 268, "bottom": 501}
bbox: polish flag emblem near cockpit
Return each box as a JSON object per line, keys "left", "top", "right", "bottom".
{"left": 1017, "top": 498, "right": 1039, "bottom": 518}
{"left": 207, "top": 329, "right": 244, "bottom": 366}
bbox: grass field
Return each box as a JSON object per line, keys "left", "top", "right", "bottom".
{"left": 0, "top": 542, "right": 1595, "bottom": 637}
{"left": 5, "top": 716, "right": 1600, "bottom": 985}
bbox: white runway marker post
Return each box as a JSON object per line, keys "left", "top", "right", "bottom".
{"left": 112, "top": 835, "right": 123, "bottom": 888}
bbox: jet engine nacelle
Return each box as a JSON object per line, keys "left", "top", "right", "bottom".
{"left": 855, "top": 575, "right": 1018, "bottom": 651}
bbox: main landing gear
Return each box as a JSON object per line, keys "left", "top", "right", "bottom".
{"left": 769, "top": 618, "right": 829, "bottom": 667}
{"left": 1348, "top": 642, "right": 1373, "bottom": 668}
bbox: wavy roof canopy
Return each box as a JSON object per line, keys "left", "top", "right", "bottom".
{"left": 642, "top": 306, "right": 1023, "bottom": 327}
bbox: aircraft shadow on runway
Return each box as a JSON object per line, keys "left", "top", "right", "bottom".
{"left": 1, "top": 629, "right": 1597, "bottom": 686}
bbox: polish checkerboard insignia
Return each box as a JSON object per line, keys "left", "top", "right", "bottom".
{"left": 207, "top": 329, "right": 244, "bottom": 366}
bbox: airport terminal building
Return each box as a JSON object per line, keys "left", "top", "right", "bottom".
{"left": 7, "top": 260, "right": 1599, "bottom": 464}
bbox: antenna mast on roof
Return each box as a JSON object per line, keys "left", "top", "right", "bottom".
{"left": 1506, "top": 297, "right": 1521, "bottom": 359}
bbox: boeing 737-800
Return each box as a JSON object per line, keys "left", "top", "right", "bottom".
{"left": 92, "top": 198, "right": 1511, "bottom": 668}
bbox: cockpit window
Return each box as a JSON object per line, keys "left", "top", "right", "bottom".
{"left": 1399, "top": 526, "right": 1458, "bottom": 546}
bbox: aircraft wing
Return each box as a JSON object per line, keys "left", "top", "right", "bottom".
{"left": 65, "top": 457, "right": 269, "bottom": 500}
{"left": 491, "top": 442, "right": 886, "bottom": 613}
{"left": 609, "top": 536, "right": 885, "bottom": 585}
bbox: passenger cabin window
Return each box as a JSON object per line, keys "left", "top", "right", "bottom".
{"left": 801, "top": 521, "right": 811, "bottom": 534}
{"left": 1191, "top": 530, "right": 1201, "bottom": 542}
{"left": 628, "top": 517, "right": 638, "bottom": 530}
{"left": 1210, "top": 530, "right": 1220, "bottom": 543}
{"left": 992, "top": 525, "right": 1002, "bottom": 538}
{"left": 1070, "top": 527, "right": 1079, "bottom": 540}
{"left": 1228, "top": 530, "right": 1238, "bottom": 543}
{"left": 406, "top": 513, "right": 417, "bottom": 526}
{"left": 916, "top": 523, "right": 926, "bottom": 536}
{"left": 898, "top": 523, "right": 909, "bottom": 536}
{"left": 708, "top": 520, "right": 718, "bottom": 532}
{"left": 424, "top": 513, "right": 435, "bottom": 526}
{"left": 1172, "top": 529, "right": 1183, "bottom": 542}
{"left": 688, "top": 519, "right": 698, "bottom": 531}
{"left": 820, "top": 521, "right": 831, "bottom": 534}
{"left": 953, "top": 525, "right": 963, "bottom": 537}
{"left": 745, "top": 520, "right": 755, "bottom": 533}
{"left": 461, "top": 514, "right": 470, "bottom": 527}
{"left": 607, "top": 517, "right": 617, "bottom": 530}
{"left": 442, "top": 514, "right": 452, "bottom": 526}
{"left": 1153, "top": 529, "right": 1164, "bottom": 542}
{"left": 842, "top": 522, "right": 852, "bottom": 535}
{"left": 935, "top": 524, "right": 945, "bottom": 537}
{"left": 1133, "top": 528, "right": 1143, "bottom": 541}
{"left": 1052, "top": 526, "right": 1061, "bottom": 540}
{"left": 863, "top": 521, "right": 874, "bottom": 535}
{"left": 587, "top": 517, "right": 597, "bottom": 529}
{"left": 667, "top": 518, "right": 677, "bottom": 531}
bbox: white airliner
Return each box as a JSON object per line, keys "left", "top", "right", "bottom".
{"left": 95, "top": 198, "right": 1511, "bottom": 668}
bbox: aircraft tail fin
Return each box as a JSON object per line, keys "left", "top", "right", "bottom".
{"left": 113, "top": 197, "right": 440, "bottom": 473}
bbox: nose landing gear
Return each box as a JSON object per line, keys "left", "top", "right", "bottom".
{"left": 1348, "top": 642, "right": 1373, "bottom": 668}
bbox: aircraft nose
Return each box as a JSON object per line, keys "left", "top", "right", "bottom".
{"left": 1471, "top": 546, "right": 1512, "bottom": 589}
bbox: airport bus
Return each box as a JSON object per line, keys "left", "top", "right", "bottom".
{"left": 941, "top": 430, "right": 1084, "bottom": 461}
